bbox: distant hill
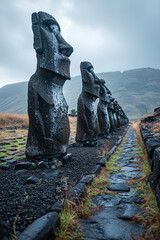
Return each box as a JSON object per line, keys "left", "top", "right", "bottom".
{"left": 0, "top": 67, "right": 160, "bottom": 120}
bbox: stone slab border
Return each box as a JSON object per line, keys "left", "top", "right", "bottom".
{"left": 140, "top": 124, "right": 160, "bottom": 208}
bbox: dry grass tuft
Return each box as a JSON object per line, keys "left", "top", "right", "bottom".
{"left": 133, "top": 120, "right": 141, "bottom": 141}
{"left": 0, "top": 131, "right": 6, "bottom": 141}
{"left": 69, "top": 116, "right": 77, "bottom": 138}
{"left": 0, "top": 113, "right": 28, "bottom": 128}
{"left": 0, "top": 113, "right": 76, "bottom": 131}
{"left": 153, "top": 122, "right": 160, "bottom": 134}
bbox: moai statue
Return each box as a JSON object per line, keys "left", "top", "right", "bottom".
{"left": 117, "top": 106, "right": 123, "bottom": 126}
{"left": 123, "top": 111, "right": 129, "bottom": 124}
{"left": 26, "top": 11, "right": 73, "bottom": 160}
{"left": 119, "top": 108, "right": 127, "bottom": 125}
{"left": 116, "top": 103, "right": 122, "bottom": 127}
{"left": 97, "top": 79, "right": 111, "bottom": 138}
{"left": 108, "top": 96, "right": 116, "bottom": 132}
{"left": 76, "top": 62, "right": 100, "bottom": 146}
{"left": 112, "top": 100, "right": 118, "bottom": 128}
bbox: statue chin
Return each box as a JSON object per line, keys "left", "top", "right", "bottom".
{"left": 58, "top": 57, "right": 71, "bottom": 80}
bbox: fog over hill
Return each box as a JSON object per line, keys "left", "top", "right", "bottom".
{"left": 0, "top": 67, "right": 160, "bottom": 120}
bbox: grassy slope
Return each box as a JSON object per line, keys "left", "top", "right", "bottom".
{"left": 0, "top": 67, "right": 160, "bottom": 119}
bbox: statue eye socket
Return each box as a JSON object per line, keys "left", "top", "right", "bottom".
{"left": 42, "top": 23, "right": 52, "bottom": 32}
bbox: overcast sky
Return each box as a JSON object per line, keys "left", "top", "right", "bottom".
{"left": 0, "top": 0, "right": 160, "bottom": 88}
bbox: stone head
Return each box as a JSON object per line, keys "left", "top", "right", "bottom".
{"left": 99, "top": 79, "right": 111, "bottom": 103}
{"left": 80, "top": 61, "right": 100, "bottom": 98}
{"left": 108, "top": 96, "right": 114, "bottom": 109}
{"left": 32, "top": 11, "right": 73, "bottom": 79}
{"left": 114, "top": 100, "right": 119, "bottom": 112}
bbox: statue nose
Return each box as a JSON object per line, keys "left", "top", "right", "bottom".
{"left": 59, "top": 43, "right": 73, "bottom": 57}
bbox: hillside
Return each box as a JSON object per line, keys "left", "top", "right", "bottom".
{"left": 0, "top": 67, "right": 160, "bottom": 119}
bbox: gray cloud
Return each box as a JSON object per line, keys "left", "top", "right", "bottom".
{"left": 0, "top": 0, "right": 160, "bottom": 87}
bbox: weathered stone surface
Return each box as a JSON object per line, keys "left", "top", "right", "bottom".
{"left": 61, "top": 153, "right": 72, "bottom": 164}
{"left": 122, "top": 190, "right": 143, "bottom": 204}
{"left": 121, "top": 166, "right": 140, "bottom": 172}
{"left": 51, "top": 200, "right": 65, "bottom": 213}
{"left": 15, "top": 169, "right": 29, "bottom": 175}
{"left": 145, "top": 138, "right": 160, "bottom": 158}
{"left": 109, "top": 145, "right": 117, "bottom": 155}
{"left": 24, "top": 176, "right": 39, "bottom": 184}
{"left": 41, "top": 170, "right": 59, "bottom": 179}
{"left": 8, "top": 152, "right": 16, "bottom": 155}
{"left": 0, "top": 157, "right": 13, "bottom": 161}
{"left": 96, "top": 158, "right": 106, "bottom": 166}
{"left": 0, "top": 165, "right": 10, "bottom": 170}
{"left": 7, "top": 159, "right": 17, "bottom": 164}
{"left": 118, "top": 204, "right": 142, "bottom": 220}
{"left": 81, "top": 207, "right": 143, "bottom": 240}
{"left": 8, "top": 148, "right": 18, "bottom": 151}
{"left": 153, "top": 147, "right": 160, "bottom": 178}
{"left": 106, "top": 176, "right": 126, "bottom": 184}
{"left": 95, "top": 195, "right": 121, "bottom": 207}
{"left": 18, "top": 142, "right": 26, "bottom": 145}
{"left": 0, "top": 159, "right": 7, "bottom": 162}
{"left": 90, "top": 165, "right": 101, "bottom": 175}
{"left": 97, "top": 79, "right": 111, "bottom": 137}
{"left": 0, "top": 142, "right": 9, "bottom": 146}
{"left": 116, "top": 138, "right": 122, "bottom": 145}
{"left": 80, "top": 175, "right": 93, "bottom": 185}
{"left": 103, "top": 219, "right": 143, "bottom": 240}
{"left": 38, "top": 161, "right": 50, "bottom": 169}
{"left": 25, "top": 11, "right": 73, "bottom": 159}
{"left": 149, "top": 174, "right": 159, "bottom": 192}
{"left": 154, "top": 107, "right": 160, "bottom": 114}
{"left": 15, "top": 162, "right": 35, "bottom": 170}
{"left": 53, "top": 159, "right": 63, "bottom": 168}
{"left": 18, "top": 212, "right": 59, "bottom": 240}
{"left": 76, "top": 61, "right": 101, "bottom": 146}
{"left": 155, "top": 182, "right": 160, "bottom": 207}
{"left": 107, "top": 183, "right": 130, "bottom": 192}
{"left": 69, "top": 182, "right": 85, "bottom": 199}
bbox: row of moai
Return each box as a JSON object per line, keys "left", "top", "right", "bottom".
{"left": 76, "top": 61, "right": 128, "bottom": 147}
{"left": 25, "top": 11, "right": 128, "bottom": 162}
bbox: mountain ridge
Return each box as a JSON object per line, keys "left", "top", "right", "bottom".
{"left": 0, "top": 67, "right": 160, "bottom": 120}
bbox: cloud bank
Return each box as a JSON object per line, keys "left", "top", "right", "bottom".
{"left": 0, "top": 0, "right": 160, "bottom": 87}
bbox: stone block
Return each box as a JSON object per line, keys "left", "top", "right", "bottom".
{"left": 153, "top": 147, "right": 160, "bottom": 179}
{"left": 69, "top": 182, "right": 85, "bottom": 199}
{"left": 90, "top": 165, "right": 101, "bottom": 175}
{"left": 145, "top": 138, "right": 160, "bottom": 158}
{"left": 18, "top": 212, "right": 59, "bottom": 240}
{"left": 15, "top": 162, "right": 35, "bottom": 170}
{"left": 80, "top": 175, "right": 93, "bottom": 185}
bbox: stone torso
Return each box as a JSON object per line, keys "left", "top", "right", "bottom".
{"left": 76, "top": 93, "right": 97, "bottom": 143}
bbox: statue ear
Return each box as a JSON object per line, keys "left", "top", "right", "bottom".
{"left": 32, "top": 13, "right": 43, "bottom": 53}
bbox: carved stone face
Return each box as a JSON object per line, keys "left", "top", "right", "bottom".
{"left": 80, "top": 61, "right": 100, "bottom": 98}
{"left": 108, "top": 96, "right": 114, "bottom": 109}
{"left": 32, "top": 11, "right": 73, "bottom": 79}
{"left": 99, "top": 80, "right": 111, "bottom": 103}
